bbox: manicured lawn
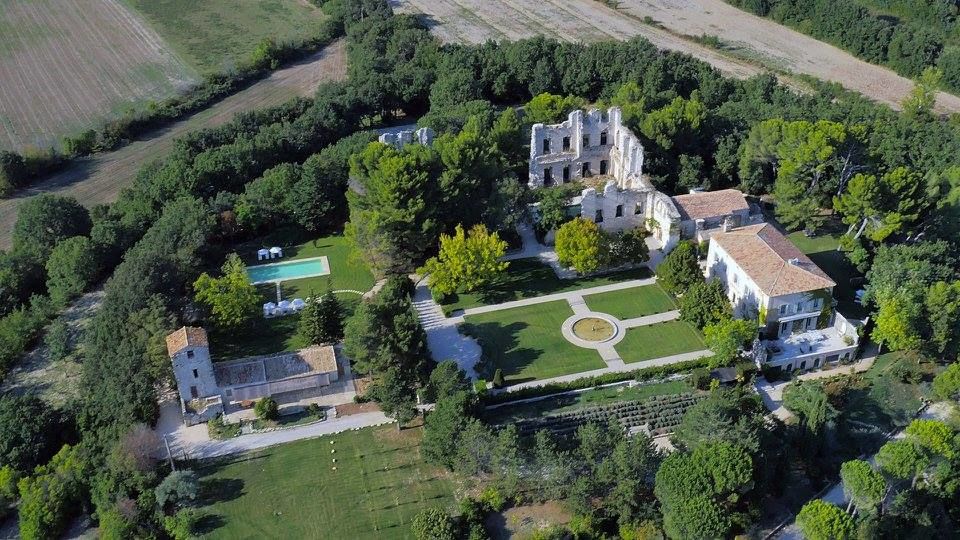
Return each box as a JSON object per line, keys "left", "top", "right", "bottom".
{"left": 441, "top": 258, "right": 650, "bottom": 314}
{"left": 462, "top": 301, "right": 606, "bottom": 384}
{"left": 126, "top": 0, "right": 326, "bottom": 74}
{"left": 210, "top": 233, "right": 375, "bottom": 360}
{"left": 615, "top": 321, "right": 707, "bottom": 364}
{"left": 484, "top": 379, "right": 693, "bottom": 424}
{"left": 195, "top": 425, "right": 456, "bottom": 539}
{"left": 584, "top": 284, "right": 676, "bottom": 320}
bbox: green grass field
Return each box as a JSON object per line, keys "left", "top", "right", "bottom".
{"left": 484, "top": 379, "right": 693, "bottom": 423}
{"left": 210, "top": 233, "right": 375, "bottom": 360}
{"left": 195, "top": 425, "right": 456, "bottom": 539}
{"left": 124, "top": 0, "right": 326, "bottom": 74}
{"left": 615, "top": 321, "right": 707, "bottom": 364}
{"left": 441, "top": 258, "right": 650, "bottom": 314}
{"left": 463, "top": 301, "right": 606, "bottom": 384}
{"left": 584, "top": 284, "right": 676, "bottom": 320}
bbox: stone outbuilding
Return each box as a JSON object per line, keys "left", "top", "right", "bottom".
{"left": 166, "top": 326, "right": 341, "bottom": 426}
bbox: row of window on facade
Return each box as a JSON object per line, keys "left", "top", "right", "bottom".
{"left": 780, "top": 351, "right": 850, "bottom": 373}
{"left": 542, "top": 131, "right": 609, "bottom": 154}
{"left": 543, "top": 160, "right": 608, "bottom": 185}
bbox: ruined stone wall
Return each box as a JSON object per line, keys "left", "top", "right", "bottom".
{"left": 378, "top": 127, "right": 435, "bottom": 150}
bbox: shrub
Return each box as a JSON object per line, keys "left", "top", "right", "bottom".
{"left": 689, "top": 367, "right": 711, "bottom": 390}
{"left": 412, "top": 507, "right": 457, "bottom": 540}
{"left": 478, "top": 486, "right": 506, "bottom": 511}
{"left": 155, "top": 470, "right": 200, "bottom": 512}
{"left": 493, "top": 368, "right": 505, "bottom": 388}
{"left": 45, "top": 319, "right": 71, "bottom": 362}
{"left": 254, "top": 397, "right": 279, "bottom": 420}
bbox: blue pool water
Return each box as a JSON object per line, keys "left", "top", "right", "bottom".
{"left": 246, "top": 257, "right": 329, "bottom": 284}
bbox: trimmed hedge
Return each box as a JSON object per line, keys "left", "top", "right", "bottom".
{"left": 481, "top": 355, "right": 714, "bottom": 405}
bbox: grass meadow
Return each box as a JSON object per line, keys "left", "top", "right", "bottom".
{"left": 194, "top": 425, "right": 456, "bottom": 539}
{"left": 124, "top": 0, "right": 327, "bottom": 74}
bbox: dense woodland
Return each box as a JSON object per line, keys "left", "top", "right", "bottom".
{"left": 0, "top": 0, "right": 958, "bottom": 537}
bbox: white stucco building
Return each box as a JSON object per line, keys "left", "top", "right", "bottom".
{"left": 167, "top": 327, "right": 341, "bottom": 425}
{"left": 705, "top": 224, "right": 860, "bottom": 372}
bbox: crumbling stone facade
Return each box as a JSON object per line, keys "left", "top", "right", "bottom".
{"left": 528, "top": 107, "right": 680, "bottom": 251}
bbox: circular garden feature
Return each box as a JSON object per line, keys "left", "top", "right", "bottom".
{"left": 572, "top": 317, "right": 616, "bottom": 342}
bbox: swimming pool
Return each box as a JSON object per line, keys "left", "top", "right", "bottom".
{"left": 246, "top": 256, "right": 330, "bottom": 284}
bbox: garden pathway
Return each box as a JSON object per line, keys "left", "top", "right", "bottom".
{"left": 459, "top": 278, "right": 657, "bottom": 316}
{"left": 411, "top": 278, "right": 482, "bottom": 378}
{"left": 489, "top": 348, "right": 713, "bottom": 395}
{"left": 163, "top": 411, "right": 393, "bottom": 460}
{"left": 620, "top": 310, "right": 680, "bottom": 328}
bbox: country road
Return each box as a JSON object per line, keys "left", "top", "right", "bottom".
{"left": 0, "top": 40, "right": 346, "bottom": 250}
{"left": 391, "top": 0, "right": 960, "bottom": 113}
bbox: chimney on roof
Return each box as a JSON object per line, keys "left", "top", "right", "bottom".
{"left": 788, "top": 257, "right": 800, "bottom": 266}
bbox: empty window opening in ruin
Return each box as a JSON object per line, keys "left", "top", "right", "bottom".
{"left": 600, "top": 131, "right": 608, "bottom": 145}
{"left": 615, "top": 204, "right": 623, "bottom": 217}
{"left": 600, "top": 160, "right": 608, "bottom": 175}
{"left": 582, "top": 162, "right": 591, "bottom": 177}
{"left": 583, "top": 134, "right": 590, "bottom": 147}
{"left": 563, "top": 165, "right": 570, "bottom": 182}
{"left": 543, "top": 138, "right": 551, "bottom": 153}
{"left": 595, "top": 209, "right": 604, "bottom": 223}
{"left": 544, "top": 167, "right": 553, "bottom": 186}
{"left": 562, "top": 136, "right": 571, "bottom": 151}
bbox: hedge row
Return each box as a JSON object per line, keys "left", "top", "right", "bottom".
{"left": 0, "top": 10, "right": 344, "bottom": 198}
{"left": 481, "top": 356, "right": 714, "bottom": 405}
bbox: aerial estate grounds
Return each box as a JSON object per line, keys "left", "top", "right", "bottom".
{"left": 209, "top": 232, "right": 375, "bottom": 360}
{"left": 195, "top": 425, "right": 455, "bottom": 539}
{"left": 457, "top": 259, "right": 708, "bottom": 385}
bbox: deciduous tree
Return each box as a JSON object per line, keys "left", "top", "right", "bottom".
{"left": 193, "top": 254, "right": 259, "bottom": 330}
{"left": 704, "top": 317, "right": 755, "bottom": 367}
{"left": 555, "top": 218, "right": 610, "bottom": 274}
{"left": 679, "top": 279, "right": 731, "bottom": 330}
{"left": 420, "top": 224, "right": 508, "bottom": 296}
{"left": 655, "top": 241, "right": 702, "bottom": 296}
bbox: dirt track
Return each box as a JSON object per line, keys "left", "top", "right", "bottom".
{"left": 0, "top": 0, "right": 195, "bottom": 150}
{"left": 0, "top": 40, "right": 346, "bottom": 250}
{"left": 391, "top": 0, "right": 960, "bottom": 113}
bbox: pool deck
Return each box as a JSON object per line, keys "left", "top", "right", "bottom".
{"left": 247, "top": 255, "right": 331, "bottom": 285}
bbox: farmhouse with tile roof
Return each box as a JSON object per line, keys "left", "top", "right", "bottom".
{"left": 706, "top": 224, "right": 859, "bottom": 372}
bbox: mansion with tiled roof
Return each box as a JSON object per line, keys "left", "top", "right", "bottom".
{"left": 706, "top": 224, "right": 860, "bottom": 372}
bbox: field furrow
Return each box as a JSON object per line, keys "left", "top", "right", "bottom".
{"left": 0, "top": 40, "right": 347, "bottom": 249}
{"left": 0, "top": 0, "right": 195, "bottom": 150}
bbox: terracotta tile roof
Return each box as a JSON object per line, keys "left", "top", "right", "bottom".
{"left": 165, "top": 327, "right": 208, "bottom": 357}
{"left": 671, "top": 189, "right": 749, "bottom": 221}
{"left": 212, "top": 345, "right": 339, "bottom": 388}
{"left": 711, "top": 223, "right": 835, "bottom": 297}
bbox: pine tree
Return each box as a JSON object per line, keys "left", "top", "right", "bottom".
{"left": 318, "top": 291, "right": 345, "bottom": 343}
{"left": 298, "top": 290, "right": 324, "bottom": 345}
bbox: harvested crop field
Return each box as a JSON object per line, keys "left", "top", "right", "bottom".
{"left": 124, "top": 0, "right": 327, "bottom": 74}
{"left": 390, "top": 0, "right": 960, "bottom": 113}
{"left": 0, "top": 0, "right": 196, "bottom": 151}
{"left": 0, "top": 40, "right": 347, "bottom": 250}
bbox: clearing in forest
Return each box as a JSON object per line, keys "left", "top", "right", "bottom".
{"left": 0, "top": 0, "right": 195, "bottom": 151}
